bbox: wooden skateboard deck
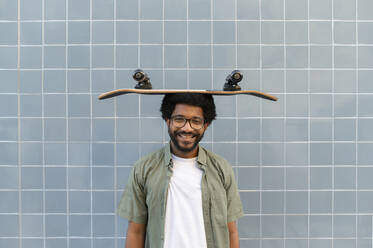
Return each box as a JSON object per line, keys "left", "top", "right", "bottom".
{"left": 98, "top": 89, "right": 278, "bottom": 101}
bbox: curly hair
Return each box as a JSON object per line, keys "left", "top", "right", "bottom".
{"left": 160, "top": 93, "right": 217, "bottom": 124}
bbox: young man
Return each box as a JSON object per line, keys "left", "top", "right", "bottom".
{"left": 118, "top": 93, "right": 243, "bottom": 248}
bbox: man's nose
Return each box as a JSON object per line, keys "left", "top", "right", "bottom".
{"left": 181, "top": 120, "right": 194, "bottom": 131}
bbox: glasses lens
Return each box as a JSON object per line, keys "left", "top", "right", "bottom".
{"left": 172, "top": 117, "right": 186, "bottom": 128}
{"left": 171, "top": 116, "right": 204, "bottom": 130}
{"left": 190, "top": 118, "right": 204, "bottom": 129}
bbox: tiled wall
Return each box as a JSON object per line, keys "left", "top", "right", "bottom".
{"left": 0, "top": 0, "right": 372, "bottom": 247}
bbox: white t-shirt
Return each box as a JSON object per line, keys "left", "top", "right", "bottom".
{"left": 163, "top": 155, "right": 207, "bottom": 248}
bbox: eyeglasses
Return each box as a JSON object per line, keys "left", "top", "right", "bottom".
{"left": 170, "top": 116, "right": 205, "bottom": 130}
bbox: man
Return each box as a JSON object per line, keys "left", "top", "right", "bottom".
{"left": 118, "top": 93, "right": 243, "bottom": 248}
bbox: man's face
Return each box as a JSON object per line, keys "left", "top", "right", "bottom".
{"left": 167, "top": 104, "right": 208, "bottom": 157}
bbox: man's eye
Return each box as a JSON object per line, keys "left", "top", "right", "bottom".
{"left": 191, "top": 119, "right": 203, "bottom": 125}
{"left": 174, "top": 118, "right": 185, "bottom": 123}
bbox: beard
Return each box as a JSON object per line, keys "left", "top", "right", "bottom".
{"left": 168, "top": 128, "right": 204, "bottom": 154}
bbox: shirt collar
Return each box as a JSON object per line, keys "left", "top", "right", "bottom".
{"left": 163, "top": 142, "right": 207, "bottom": 168}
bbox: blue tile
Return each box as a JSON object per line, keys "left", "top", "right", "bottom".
{"left": 45, "top": 0, "right": 66, "bottom": 20}
{"left": 44, "top": 118, "right": 66, "bottom": 141}
{"left": 213, "top": 0, "right": 235, "bottom": 19}
{"left": 92, "top": 95, "right": 115, "bottom": 117}
{"left": 334, "top": 22, "right": 356, "bottom": 44}
{"left": 188, "top": 0, "right": 210, "bottom": 19}
{"left": 262, "top": 191, "right": 284, "bottom": 214}
{"left": 310, "top": 119, "right": 332, "bottom": 141}
{"left": 0, "top": 147, "right": 18, "bottom": 167}
{"left": 21, "top": 47, "right": 42, "bottom": 69}
{"left": 311, "top": 141, "right": 332, "bottom": 164}
{"left": 213, "top": 21, "right": 235, "bottom": 44}
{"left": 93, "top": 239, "right": 115, "bottom": 248}
{"left": 334, "top": 167, "right": 356, "bottom": 190}
{"left": 237, "top": 0, "right": 259, "bottom": 19}
{"left": 358, "top": 119, "right": 373, "bottom": 141}
{"left": 358, "top": 46, "right": 373, "bottom": 68}
{"left": 286, "top": 167, "right": 308, "bottom": 189}
{"left": 164, "top": 21, "right": 187, "bottom": 44}
{"left": 20, "top": 95, "right": 42, "bottom": 117}
{"left": 285, "top": 143, "right": 308, "bottom": 165}
{"left": 22, "top": 215, "right": 43, "bottom": 236}
{"left": 237, "top": 46, "right": 260, "bottom": 68}
{"left": 92, "top": 21, "right": 114, "bottom": 44}
{"left": 0, "top": 70, "right": 17, "bottom": 93}
{"left": 92, "top": 45, "right": 114, "bottom": 68}
{"left": 116, "top": 143, "right": 140, "bottom": 165}
{"left": 164, "top": 70, "right": 188, "bottom": 89}
{"left": 310, "top": 94, "right": 332, "bottom": 117}
{"left": 358, "top": 167, "right": 373, "bottom": 189}
{"left": 334, "top": 0, "right": 355, "bottom": 19}
{"left": 67, "top": 70, "right": 90, "bottom": 93}
{"left": 0, "top": 215, "right": 19, "bottom": 236}
{"left": 69, "top": 215, "right": 91, "bottom": 236}
{"left": 93, "top": 191, "right": 115, "bottom": 213}
{"left": 164, "top": 45, "right": 187, "bottom": 68}
{"left": 68, "top": 21, "right": 90, "bottom": 44}
{"left": 0, "top": 119, "right": 17, "bottom": 141}
{"left": 0, "top": 95, "right": 17, "bottom": 117}
{"left": 262, "top": 143, "right": 284, "bottom": 165}
{"left": 116, "top": 167, "right": 131, "bottom": 189}
{"left": 334, "top": 143, "right": 356, "bottom": 165}
{"left": 45, "top": 22, "right": 66, "bottom": 44}
{"left": 0, "top": 23, "right": 17, "bottom": 45}
{"left": 262, "top": 46, "right": 284, "bottom": 68}
{"left": 286, "top": 46, "right": 308, "bottom": 68}
{"left": 334, "top": 70, "right": 356, "bottom": 93}
{"left": 238, "top": 21, "right": 260, "bottom": 44}
{"left": 68, "top": 95, "right": 91, "bottom": 117}
{"left": 117, "top": 0, "right": 138, "bottom": 19}
{"left": 357, "top": 215, "right": 372, "bottom": 238}
{"left": 21, "top": 143, "right": 42, "bottom": 165}
{"left": 0, "top": 0, "right": 18, "bottom": 20}
{"left": 21, "top": 22, "right": 42, "bottom": 45}
{"left": 309, "top": 215, "right": 332, "bottom": 238}
{"left": 237, "top": 119, "right": 260, "bottom": 141}
{"left": 310, "top": 0, "right": 332, "bottom": 19}
{"left": 116, "top": 21, "right": 138, "bottom": 44}
{"left": 68, "top": 143, "right": 90, "bottom": 165}
{"left": 358, "top": 0, "right": 373, "bottom": 20}
{"left": 92, "top": 0, "right": 114, "bottom": 20}
{"left": 309, "top": 239, "right": 332, "bottom": 248}
{"left": 285, "top": 239, "right": 307, "bottom": 248}
{"left": 140, "top": 118, "right": 164, "bottom": 142}
{"left": 92, "top": 167, "right": 114, "bottom": 189}
{"left": 237, "top": 167, "right": 259, "bottom": 190}
{"left": 286, "top": 191, "right": 308, "bottom": 214}
{"left": 262, "top": 215, "right": 284, "bottom": 238}
{"left": 92, "top": 70, "right": 114, "bottom": 93}
{"left": 93, "top": 118, "right": 115, "bottom": 142}
{"left": 92, "top": 143, "right": 114, "bottom": 165}
{"left": 240, "top": 191, "right": 260, "bottom": 214}
{"left": 92, "top": 215, "right": 115, "bottom": 237}
{"left": 0, "top": 47, "right": 17, "bottom": 69}
{"left": 262, "top": 167, "right": 284, "bottom": 190}
{"left": 45, "top": 239, "right": 67, "bottom": 248}
{"left": 188, "top": 21, "right": 211, "bottom": 44}
{"left": 358, "top": 143, "right": 373, "bottom": 165}
{"left": 68, "top": 119, "right": 91, "bottom": 142}
{"left": 262, "top": 119, "right": 284, "bottom": 141}
{"left": 21, "top": 167, "right": 43, "bottom": 189}
{"left": 22, "top": 239, "right": 43, "bottom": 248}
{"left": 140, "top": 0, "right": 162, "bottom": 19}
{"left": 335, "top": 119, "right": 356, "bottom": 141}
{"left": 310, "top": 70, "right": 332, "bottom": 93}
{"left": 69, "top": 191, "right": 91, "bottom": 213}
{"left": 44, "top": 70, "right": 66, "bottom": 93}
{"left": 44, "top": 143, "right": 66, "bottom": 165}
{"left": 22, "top": 191, "right": 43, "bottom": 213}
{"left": 0, "top": 191, "right": 18, "bottom": 213}
{"left": 44, "top": 94, "right": 66, "bottom": 117}
{"left": 68, "top": 0, "right": 90, "bottom": 20}
{"left": 116, "top": 46, "right": 138, "bottom": 68}
{"left": 70, "top": 239, "right": 91, "bottom": 248}
{"left": 213, "top": 45, "right": 235, "bottom": 68}
{"left": 286, "top": 119, "right": 308, "bottom": 142}
{"left": 238, "top": 216, "right": 260, "bottom": 238}
{"left": 213, "top": 143, "right": 235, "bottom": 164}
{"left": 140, "top": 45, "right": 163, "bottom": 68}
{"left": 310, "top": 191, "right": 332, "bottom": 213}
{"left": 310, "top": 167, "right": 332, "bottom": 189}
{"left": 358, "top": 95, "right": 373, "bottom": 116}
{"left": 334, "top": 215, "right": 356, "bottom": 237}
{"left": 285, "top": 0, "right": 307, "bottom": 19}
{"left": 20, "top": 0, "right": 42, "bottom": 20}
{"left": 45, "top": 215, "right": 67, "bottom": 237}
{"left": 334, "top": 191, "right": 356, "bottom": 213}
{"left": 237, "top": 142, "right": 260, "bottom": 166}
{"left": 359, "top": 71, "right": 373, "bottom": 93}
{"left": 68, "top": 46, "right": 90, "bottom": 68}
{"left": 334, "top": 239, "right": 356, "bottom": 248}
{"left": 140, "top": 21, "right": 162, "bottom": 44}
{"left": 45, "top": 167, "right": 66, "bottom": 189}
{"left": 45, "top": 191, "right": 67, "bottom": 213}
{"left": 262, "top": 70, "right": 284, "bottom": 92}
{"left": 213, "top": 119, "right": 236, "bottom": 142}
{"left": 188, "top": 45, "right": 211, "bottom": 68}
{"left": 261, "top": 0, "right": 283, "bottom": 19}
{"left": 335, "top": 46, "right": 356, "bottom": 68}
{"left": 0, "top": 167, "right": 19, "bottom": 189}
{"left": 263, "top": 95, "right": 284, "bottom": 117}
{"left": 262, "top": 21, "right": 283, "bottom": 44}
{"left": 286, "top": 215, "right": 308, "bottom": 238}
{"left": 165, "top": 0, "right": 187, "bottom": 19}
{"left": 310, "top": 46, "right": 332, "bottom": 68}
{"left": 117, "top": 119, "right": 140, "bottom": 141}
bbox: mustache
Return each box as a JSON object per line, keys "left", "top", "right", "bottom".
{"left": 175, "top": 131, "right": 199, "bottom": 136}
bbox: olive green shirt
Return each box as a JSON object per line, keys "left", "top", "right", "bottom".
{"left": 118, "top": 143, "right": 243, "bottom": 248}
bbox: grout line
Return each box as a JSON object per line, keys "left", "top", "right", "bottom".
{"left": 355, "top": 0, "right": 359, "bottom": 248}
{"left": 17, "top": 0, "right": 22, "bottom": 247}
{"left": 89, "top": 0, "right": 93, "bottom": 247}
{"left": 283, "top": 0, "right": 287, "bottom": 246}
{"left": 65, "top": 0, "right": 70, "bottom": 247}
{"left": 307, "top": 0, "right": 311, "bottom": 247}
{"left": 210, "top": 0, "right": 214, "bottom": 152}
{"left": 259, "top": 0, "right": 263, "bottom": 247}
{"left": 331, "top": 0, "right": 335, "bottom": 247}
{"left": 113, "top": 0, "right": 118, "bottom": 247}
{"left": 138, "top": 0, "right": 142, "bottom": 164}
{"left": 41, "top": 0, "right": 46, "bottom": 247}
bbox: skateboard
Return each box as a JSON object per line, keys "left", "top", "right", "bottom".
{"left": 98, "top": 69, "right": 278, "bottom": 101}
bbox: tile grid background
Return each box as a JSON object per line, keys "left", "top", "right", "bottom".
{"left": 1, "top": 0, "right": 373, "bottom": 247}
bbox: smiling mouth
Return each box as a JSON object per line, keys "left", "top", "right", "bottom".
{"left": 177, "top": 133, "right": 197, "bottom": 142}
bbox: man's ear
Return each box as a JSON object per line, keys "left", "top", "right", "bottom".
{"left": 203, "top": 122, "right": 209, "bottom": 130}
{"left": 166, "top": 119, "right": 170, "bottom": 126}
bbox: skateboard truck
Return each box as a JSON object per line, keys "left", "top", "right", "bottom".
{"left": 223, "top": 70, "right": 242, "bottom": 91}
{"left": 133, "top": 69, "right": 152, "bottom": 89}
